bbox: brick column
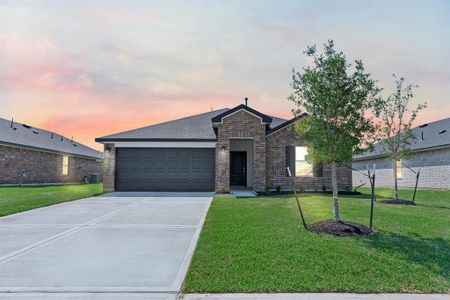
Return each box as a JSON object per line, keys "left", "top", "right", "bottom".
{"left": 102, "top": 143, "right": 115, "bottom": 192}
{"left": 215, "top": 140, "right": 230, "bottom": 192}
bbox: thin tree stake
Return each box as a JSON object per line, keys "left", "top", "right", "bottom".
{"left": 287, "top": 167, "right": 308, "bottom": 230}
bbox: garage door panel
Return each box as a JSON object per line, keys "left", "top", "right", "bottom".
{"left": 154, "top": 160, "right": 165, "bottom": 169}
{"left": 167, "top": 160, "right": 178, "bottom": 169}
{"left": 179, "top": 160, "right": 189, "bottom": 169}
{"left": 116, "top": 148, "right": 215, "bottom": 191}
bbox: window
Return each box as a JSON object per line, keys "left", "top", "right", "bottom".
{"left": 295, "top": 146, "right": 312, "bottom": 176}
{"left": 62, "top": 155, "right": 69, "bottom": 175}
{"left": 396, "top": 159, "right": 402, "bottom": 179}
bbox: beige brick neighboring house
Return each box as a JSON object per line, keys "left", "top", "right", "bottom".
{"left": 352, "top": 117, "right": 450, "bottom": 190}
{"left": 0, "top": 118, "right": 102, "bottom": 185}
{"left": 96, "top": 103, "right": 352, "bottom": 192}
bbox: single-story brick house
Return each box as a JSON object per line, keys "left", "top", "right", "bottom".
{"left": 96, "top": 103, "right": 351, "bottom": 192}
{"left": 0, "top": 117, "right": 102, "bottom": 185}
{"left": 352, "top": 117, "right": 450, "bottom": 189}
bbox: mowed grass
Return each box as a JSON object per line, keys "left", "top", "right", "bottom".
{"left": 184, "top": 188, "right": 450, "bottom": 293}
{"left": 0, "top": 184, "right": 103, "bottom": 217}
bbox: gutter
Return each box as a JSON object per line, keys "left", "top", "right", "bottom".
{"left": 95, "top": 138, "right": 218, "bottom": 143}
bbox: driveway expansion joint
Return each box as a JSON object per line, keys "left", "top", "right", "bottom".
{"left": 0, "top": 201, "right": 138, "bottom": 265}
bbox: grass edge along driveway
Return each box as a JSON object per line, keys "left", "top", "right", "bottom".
{"left": 183, "top": 188, "right": 450, "bottom": 293}
{"left": 0, "top": 183, "right": 103, "bottom": 217}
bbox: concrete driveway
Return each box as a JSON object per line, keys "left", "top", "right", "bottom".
{"left": 0, "top": 192, "right": 213, "bottom": 299}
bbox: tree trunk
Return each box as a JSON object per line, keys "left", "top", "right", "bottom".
{"left": 331, "top": 161, "right": 340, "bottom": 222}
{"left": 392, "top": 159, "right": 399, "bottom": 201}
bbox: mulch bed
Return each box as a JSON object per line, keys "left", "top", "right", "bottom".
{"left": 379, "top": 199, "right": 416, "bottom": 205}
{"left": 308, "top": 220, "right": 375, "bottom": 237}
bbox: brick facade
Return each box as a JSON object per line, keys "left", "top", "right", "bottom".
{"left": 216, "top": 110, "right": 267, "bottom": 192}
{"left": 214, "top": 110, "right": 352, "bottom": 192}
{"left": 100, "top": 112, "right": 353, "bottom": 193}
{"left": 352, "top": 147, "right": 450, "bottom": 189}
{"left": 0, "top": 144, "right": 101, "bottom": 185}
{"left": 266, "top": 125, "right": 352, "bottom": 191}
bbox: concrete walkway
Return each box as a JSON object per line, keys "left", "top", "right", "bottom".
{"left": 181, "top": 294, "right": 449, "bottom": 300}
{"left": 0, "top": 193, "right": 212, "bottom": 299}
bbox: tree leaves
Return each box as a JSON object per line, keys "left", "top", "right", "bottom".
{"left": 289, "top": 40, "right": 382, "bottom": 165}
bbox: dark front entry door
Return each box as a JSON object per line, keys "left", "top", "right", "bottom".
{"left": 230, "top": 151, "right": 247, "bottom": 186}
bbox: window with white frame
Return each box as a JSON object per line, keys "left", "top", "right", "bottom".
{"left": 295, "top": 146, "right": 312, "bottom": 176}
{"left": 62, "top": 155, "right": 69, "bottom": 175}
{"left": 396, "top": 159, "right": 402, "bottom": 179}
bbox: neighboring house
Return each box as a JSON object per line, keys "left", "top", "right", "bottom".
{"left": 96, "top": 103, "right": 351, "bottom": 192}
{"left": 352, "top": 117, "right": 450, "bottom": 189}
{"left": 0, "top": 118, "right": 102, "bottom": 185}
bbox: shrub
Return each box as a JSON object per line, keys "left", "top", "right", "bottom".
{"left": 321, "top": 185, "right": 327, "bottom": 192}
{"left": 276, "top": 186, "right": 282, "bottom": 193}
{"left": 264, "top": 185, "right": 270, "bottom": 194}
{"left": 299, "top": 186, "right": 306, "bottom": 193}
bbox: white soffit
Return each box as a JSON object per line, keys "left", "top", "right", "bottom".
{"left": 114, "top": 141, "right": 217, "bottom": 148}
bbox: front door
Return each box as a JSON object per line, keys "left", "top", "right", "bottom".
{"left": 230, "top": 151, "right": 246, "bottom": 186}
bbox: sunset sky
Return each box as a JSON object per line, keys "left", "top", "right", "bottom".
{"left": 0, "top": 0, "right": 449, "bottom": 150}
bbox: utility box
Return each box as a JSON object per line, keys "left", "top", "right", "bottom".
{"left": 88, "top": 173, "right": 100, "bottom": 183}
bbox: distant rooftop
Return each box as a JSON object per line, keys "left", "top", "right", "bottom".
{"left": 0, "top": 118, "right": 102, "bottom": 159}
{"left": 354, "top": 117, "right": 450, "bottom": 161}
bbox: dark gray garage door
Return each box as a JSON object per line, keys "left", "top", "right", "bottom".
{"left": 116, "top": 148, "right": 215, "bottom": 191}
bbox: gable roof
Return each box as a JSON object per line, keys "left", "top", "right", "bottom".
{"left": 96, "top": 105, "right": 291, "bottom": 143}
{"left": 211, "top": 104, "right": 273, "bottom": 123}
{"left": 96, "top": 109, "right": 229, "bottom": 142}
{"left": 0, "top": 118, "right": 102, "bottom": 159}
{"left": 266, "top": 113, "right": 308, "bottom": 136}
{"left": 354, "top": 116, "right": 450, "bottom": 161}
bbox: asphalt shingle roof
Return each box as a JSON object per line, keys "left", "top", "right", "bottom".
{"left": 96, "top": 106, "right": 290, "bottom": 142}
{"left": 0, "top": 118, "right": 102, "bottom": 159}
{"left": 354, "top": 117, "right": 450, "bottom": 161}
{"left": 96, "top": 109, "right": 230, "bottom": 141}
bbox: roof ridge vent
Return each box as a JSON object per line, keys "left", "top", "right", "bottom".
{"left": 418, "top": 123, "right": 428, "bottom": 128}
{"left": 22, "top": 124, "right": 32, "bottom": 129}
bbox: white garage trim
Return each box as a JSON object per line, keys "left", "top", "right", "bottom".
{"left": 113, "top": 141, "right": 217, "bottom": 148}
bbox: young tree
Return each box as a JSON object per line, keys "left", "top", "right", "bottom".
{"left": 289, "top": 40, "right": 382, "bottom": 222}
{"left": 380, "top": 75, "right": 426, "bottom": 201}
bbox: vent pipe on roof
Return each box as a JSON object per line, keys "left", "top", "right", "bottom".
{"left": 71, "top": 136, "right": 73, "bottom": 142}
{"left": 245, "top": 97, "right": 248, "bottom": 106}
{"left": 10, "top": 118, "right": 14, "bottom": 128}
{"left": 421, "top": 131, "right": 424, "bottom": 140}
{"left": 51, "top": 132, "right": 54, "bottom": 139}
{"left": 61, "top": 135, "right": 63, "bottom": 141}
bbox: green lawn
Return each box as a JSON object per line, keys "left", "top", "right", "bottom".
{"left": 0, "top": 184, "right": 103, "bottom": 217}
{"left": 184, "top": 188, "right": 450, "bottom": 293}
